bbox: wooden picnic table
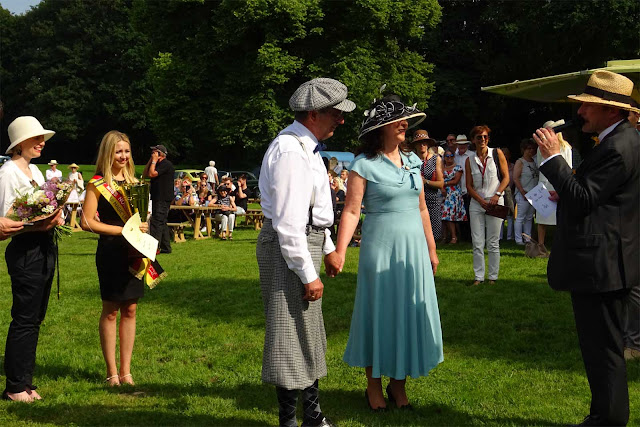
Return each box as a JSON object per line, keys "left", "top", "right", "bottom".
{"left": 169, "top": 204, "right": 223, "bottom": 240}
{"left": 65, "top": 202, "right": 83, "bottom": 232}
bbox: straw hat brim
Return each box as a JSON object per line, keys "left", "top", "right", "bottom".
{"left": 568, "top": 94, "right": 640, "bottom": 113}
{"left": 359, "top": 112, "right": 426, "bottom": 139}
{"left": 5, "top": 130, "right": 55, "bottom": 155}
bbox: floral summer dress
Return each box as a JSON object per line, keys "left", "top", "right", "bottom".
{"left": 442, "top": 165, "right": 467, "bottom": 221}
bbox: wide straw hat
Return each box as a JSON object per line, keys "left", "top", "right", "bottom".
{"left": 412, "top": 129, "right": 436, "bottom": 144}
{"left": 567, "top": 70, "right": 640, "bottom": 113}
{"left": 359, "top": 94, "right": 426, "bottom": 139}
{"left": 48, "top": 160, "right": 59, "bottom": 166}
{"left": 6, "top": 116, "right": 55, "bottom": 154}
{"left": 68, "top": 163, "right": 79, "bottom": 169}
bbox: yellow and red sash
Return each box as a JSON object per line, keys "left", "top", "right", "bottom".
{"left": 90, "top": 175, "right": 166, "bottom": 289}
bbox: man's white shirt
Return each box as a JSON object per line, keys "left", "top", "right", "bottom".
{"left": 259, "top": 120, "right": 336, "bottom": 284}
{"left": 455, "top": 149, "right": 470, "bottom": 194}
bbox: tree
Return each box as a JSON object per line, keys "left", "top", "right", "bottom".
{"left": 1, "top": 0, "right": 153, "bottom": 163}
{"left": 132, "top": 0, "right": 442, "bottom": 166}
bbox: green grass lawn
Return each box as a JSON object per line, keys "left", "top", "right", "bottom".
{"left": 0, "top": 228, "right": 638, "bottom": 426}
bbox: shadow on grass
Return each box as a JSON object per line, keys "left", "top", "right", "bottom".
{"left": 3, "top": 382, "right": 564, "bottom": 426}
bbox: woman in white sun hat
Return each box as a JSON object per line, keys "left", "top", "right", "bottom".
{"left": 0, "top": 116, "right": 64, "bottom": 402}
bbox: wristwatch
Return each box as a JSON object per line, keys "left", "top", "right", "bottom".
{"left": 495, "top": 191, "right": 504, "bottom": 196}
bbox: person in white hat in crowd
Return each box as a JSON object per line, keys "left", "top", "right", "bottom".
{"left": 335, "top": 93, "right": 442, "bottom": 412}
{"left": 454, "top": 134, "right": 472, "bottom": 240}
{"left": 204, "top": 160, "right": 219, "bottom": 189}
{"left": 257, "top": 77, "right": 354, "bottom": 427}
{"left": 0, "top": 116, "right": 64, "bottom": 402}
{"left": 143, "top": 144, "right": 174, "bottom": 254}
{"left": 535, "top": 120, "right": 572, "bottom": 249}
{"left": 66, "top": 163, "right": 85, "bottom": 204}
{"left": 45, "top": 159, "right": 62, "bottom": 183}
{"left": 533, "top": 70, "right": 640, "bottom": 426}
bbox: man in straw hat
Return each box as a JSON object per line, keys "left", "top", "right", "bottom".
{"left": 533, "top": 70, "right": 640, "bottom": 426}
{"left": 257, "top": 77, "right": 355, "bottom": 427}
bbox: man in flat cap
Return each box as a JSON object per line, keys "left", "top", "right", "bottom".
{"left": 534, "top": 70, "right": 640, "bottom": 426}
{"left": 257, "top": 78, "right": 354, "bottom": 427}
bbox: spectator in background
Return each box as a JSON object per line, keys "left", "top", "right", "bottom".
{"left": 441, "top": 148, "right": 466, "bottom": 243}
{"left": 454, "top": 135, "right": 472, "bottom": 240}
{"left": 213, "top": 184, "right": 236, "bottom": 240}
{"left": 143, "top": 144, "right": 175, "bottom": 254}
{"left": 66, "top": 163, "right": 84, "bottom": 204}
{"left": 513, "top": 139, "right": 539, "bottom": 245}
{"left": 340, "top": 168, "right": 349, "bottom": 193}
{"left": 198, "top": 172, "right": 211, "bottom": 191}
{"left": 536, "top": 120, "right": 572, "bottom": 249}
{"left": 446, "top": 133, "right": 457, "bottom": 152}
{"left": 196, "top": 179, "right": 213, "bottom": 206}
{"left": 232, "top": 174, "right": 251, "bottom": 214}
{"left": 46, "top": 160, "right": 62, "bottom": 182}
{"left": 499, "top": 147, "right": 515, "bottom": 241}
{"left": 465, "top": 125, "right": 509, "bottom": 285}
{"left": 413, "top": 129, "right": 444, "bottom": 242}
{"left": 204, "top": 160, "right": 219, "bottom": 188}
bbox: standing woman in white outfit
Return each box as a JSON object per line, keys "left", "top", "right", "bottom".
{"left": 512, "top": 139, "right": 539, "bottom": 245}
{"left": 0, "top": 117, "right": 64, "bottom": 402}
{"left": 465, "top": 125, "right": 510, "bottom": 286}
{"left": 536, "top": 120, "right": 572, "bottom": 248}
{"left": 66, "top": 163, "right": 85, "bottom": 204}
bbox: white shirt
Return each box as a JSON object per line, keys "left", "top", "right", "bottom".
{"left": 455, "top": 149, "right": 471, "bottom": 195}
{"left": 468, "top": 148, "right": 503, "bottom": 200}
{"left": 259, "top": 120, "right": 336, "bottom": 284}
{"left": 46, "top": 168, "right": 62, "bottom": 181}
{"left": 204, "top": 166, "right": 217, "bottom": 184}
{"left": 0, "top": 160, "right": 45, "bottom": 217}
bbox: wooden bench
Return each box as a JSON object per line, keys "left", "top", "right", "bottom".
{"left": 244, "top": 209, "right": 264, "bottom": 230}
{"left": 167, "top": 222, "right": 190, "bottom": 243}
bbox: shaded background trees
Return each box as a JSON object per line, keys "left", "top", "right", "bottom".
{"left": 1, "top": 0, "right": 638, "bottom": 168}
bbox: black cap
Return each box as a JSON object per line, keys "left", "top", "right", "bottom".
{"left": 150, "top": 145, "right": 168, "bottom": 155}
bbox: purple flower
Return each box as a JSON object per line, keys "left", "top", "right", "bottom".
{"left": 45, "top": 191, "right": 55, "bottom": 200}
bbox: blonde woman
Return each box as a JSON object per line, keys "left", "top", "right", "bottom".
{"left": 0, "top": 117, "right": 63, "bottom": 402}
{"left": 81, "top": 131, "right": 152, "bottom": 387}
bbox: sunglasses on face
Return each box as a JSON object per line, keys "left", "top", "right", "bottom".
{"left": 445, "top": 154, "right": 455, "bottom": 157}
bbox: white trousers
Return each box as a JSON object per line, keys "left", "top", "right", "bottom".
{"left": 514, "top": 192, "right": 534, "bottom": 244}
{"left": 215, "top": 213, "right": 235, "bottom": 234}
{"left": 469, "top": 201, "right": 502, "bottom": 281}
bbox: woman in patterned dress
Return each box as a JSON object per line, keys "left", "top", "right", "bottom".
{"left": 412, "top": 129, "right": 444, "bottom": 241}
{"left": 441, "top": 148, "right": 467, "bottom": 243}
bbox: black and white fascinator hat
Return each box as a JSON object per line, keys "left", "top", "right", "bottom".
{"left": 358, "top": 85, "right": 426, "bottom": 139}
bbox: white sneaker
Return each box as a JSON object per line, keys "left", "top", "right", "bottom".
{"left": 200, "top": 227, "right": 207, "bottom": 233}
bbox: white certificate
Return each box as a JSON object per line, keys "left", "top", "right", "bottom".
{"left": 122, "top": 212, "right": 158, "bottom": 261}
{"left": 524, "top": 182, "right": 557, "bottom": 218}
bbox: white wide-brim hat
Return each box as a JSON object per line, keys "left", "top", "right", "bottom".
{"left": 48, "top": 160, "right": 59, "bottom": 166}
{"left": 6, "top": 116, "right": 55, "bottom": 154}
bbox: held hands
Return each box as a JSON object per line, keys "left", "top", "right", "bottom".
{"left": 532, "top": 128, "right": 560, "bottom": 159}
{"left": 304, "top": 278, "right": 324, "bottom": 301}
{"left": 324, "top": 251, "right": 344, "bottom": 278}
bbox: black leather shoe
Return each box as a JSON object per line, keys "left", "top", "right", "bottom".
{"left": 386, "top": 384, "right": 413, "bottom": 410}
{"left": 569, "top": 414, "right": 606, "bottom": 426}
{"left": 364, "top": 390, "right": 387, "bottom": 412}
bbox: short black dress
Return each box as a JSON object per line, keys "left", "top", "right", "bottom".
{"left": 95, "top": 190, "right": 144, "bottom": 302}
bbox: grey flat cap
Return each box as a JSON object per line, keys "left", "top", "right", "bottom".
{"left": 289, "top": 77, "right": 356, "bottom": 112}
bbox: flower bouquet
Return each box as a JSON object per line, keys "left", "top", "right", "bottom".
{"left": 7, "top": 180, "right": 74, "bottom": 238}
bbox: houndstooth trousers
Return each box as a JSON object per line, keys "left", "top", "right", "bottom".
{"left": 257, "top": 219, "right": 327, "bottom": 390}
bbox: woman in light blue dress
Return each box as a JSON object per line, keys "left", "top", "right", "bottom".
{"left": 335, "top": 94, "right": 443, "bottom": 411}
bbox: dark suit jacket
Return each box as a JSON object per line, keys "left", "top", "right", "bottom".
{"left": 540, "top": 121, "right": 640, "bottom": 293}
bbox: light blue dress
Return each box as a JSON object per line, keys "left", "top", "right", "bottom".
{"left": 343, "top": 151, "right": 444, "bottom": 379}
